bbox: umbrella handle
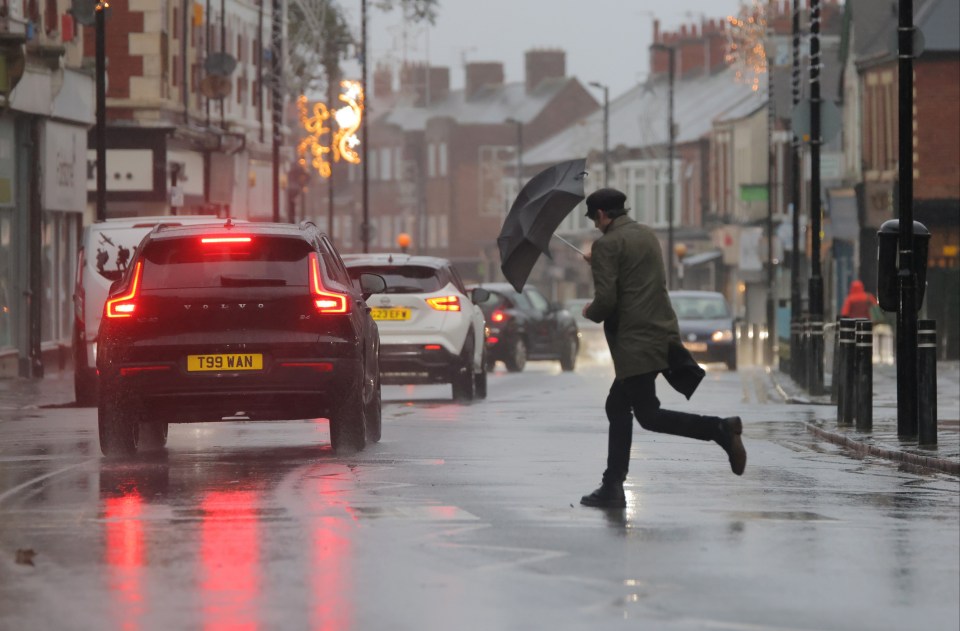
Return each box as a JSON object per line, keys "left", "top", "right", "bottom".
{"left": 553, "top": 234, "right": 585, "bottom": 256}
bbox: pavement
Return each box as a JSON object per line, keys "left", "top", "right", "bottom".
{"left": 2, "top": 362, "right": 959, "bottom": 475}
{"left": 770, "top": 360, "right": 960, "bottom": 475}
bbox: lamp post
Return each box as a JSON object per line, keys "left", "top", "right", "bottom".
{"left": 807, "top": 0, "right": 825, "bottom": 395}
{"left": 588, "top": 82, "right": 609, "bottom": 187}
{"left": 650, "top": 43, "right": 677, "bottom": 289}
{"left": 505, "top": 117, "right": 523, "bottom": 193}
{"left": 360, "top": 0, "right": 370, "bottom": 252}
{"left": 95, "top": 1, "right": 108, "bottom": 222}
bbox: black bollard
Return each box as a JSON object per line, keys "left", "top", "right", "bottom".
{"left": 838, "top": 319, "right": 857, "bottom": 425}
{"left": 855, "top": 320, "right": 873, "bottom": 432}
{"left": 790, "top": 318, "right": 801, "bottom": 381}
{"left": 798, "top": 314, "right": 809, "bottom": 389}
{"left": 831, "top": 318, "right": 841, "bottom": 404}
{"left": 918, "top": 319, "right": 938, "bottom": 446}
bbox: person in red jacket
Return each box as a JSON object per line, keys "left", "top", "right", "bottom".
{"left": 841, "top": 279, "right": 879, "bottom": 319}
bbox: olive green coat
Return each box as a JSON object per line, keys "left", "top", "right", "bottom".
{"left": 584, "top": 215, "right": 680, "bottom": 380}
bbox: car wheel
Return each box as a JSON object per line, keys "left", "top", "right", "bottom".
{"left": 329, "top": 385, "right": 366, "bottom": 453}
{"left": 504, "top": 337, "right": 527, "bottom": 373}
{"left": 364, "top": 375, "right": 382, "bottom": 443}
{"left": 98, "top": 383, "right": 141, "bottom": 456}
{"left": 138, "top": 421, "right": 169, "bottom": 451}
{"left": 73, "top": 335, "right": 98, "bottom": 406}
{"left": 452, "top": 335, "right": 476, "bottom": 402}
{"left": 726, "top": 350, "right": 738, "bottom": 371}
{"left": 474, "top": 350, "right": 488, "bottom": 400}
{"left": 559, "top": 334, "right": 578, "bottom": 372}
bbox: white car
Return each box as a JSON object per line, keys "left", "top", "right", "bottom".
{"left": 72, "top": 215, "right": 235, "bottom": 405}
{"left": 342, "top": 254, "right": 489, "bottom": 401}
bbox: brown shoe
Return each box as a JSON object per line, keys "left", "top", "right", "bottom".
{"left": 580, "top": 483, "right": 626, "bottom": 508}
{"left": 718, "top": 416, "right": 747, "bottom": 475}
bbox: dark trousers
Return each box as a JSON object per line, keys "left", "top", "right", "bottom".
{"left": 603, "top": 372, "right": 724, "bottom": 484}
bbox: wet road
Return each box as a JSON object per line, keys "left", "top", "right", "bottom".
{"left": 1, "top": 360, "right": 958, "bottom": 630}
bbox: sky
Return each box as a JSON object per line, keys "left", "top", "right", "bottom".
{"left": 338, "top": 0, "right": 746, "bottom": 100}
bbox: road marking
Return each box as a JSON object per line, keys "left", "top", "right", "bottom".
{"left": 0, "top": 460, "right": 95, "bottom": 506}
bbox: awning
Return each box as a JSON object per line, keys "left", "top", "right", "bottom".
{"left": 682, "top": 249, "right": 722, "bottom": 267}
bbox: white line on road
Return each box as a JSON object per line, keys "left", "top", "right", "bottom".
{"left": 0, "top": 460, "right": 96, "bottom": 506}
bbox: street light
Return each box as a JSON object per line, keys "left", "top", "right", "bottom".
{"left": 504, "top": 117, "right": 523, "bottom": 193}
{"left": 588, "top": 82, "right": 609, "bottom": 187}
{"left": 95, "top": 1, "right": 108, "bottom": 222}
{"left": 650, "top": 43, "right": 677, "bottom": 289}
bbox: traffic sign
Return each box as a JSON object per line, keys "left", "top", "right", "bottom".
{"left": 204, "top": 52, "right": 237, "bottom": 77}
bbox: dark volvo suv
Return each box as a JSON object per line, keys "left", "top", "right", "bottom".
{"left": 96, "top": 220, "right": 385, "bottom": 456}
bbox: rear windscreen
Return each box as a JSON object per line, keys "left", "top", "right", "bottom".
{"left": 140, "top": 237, "right": 311, "bottom": 289}
{"left": 670, "top": 295, "right": 730, "bottom": 319}
{"left": 347, "top": 265, "right": 444, "bottom": 294}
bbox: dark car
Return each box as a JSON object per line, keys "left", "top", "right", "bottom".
{"left": 669, "top": 290, "right": 737, "bottom": 370}
{"left": 96, "top": 220, "right": 386, "bottom": 456}
{"left": 341, "top": 254, "right": 490, "bottom": 401}
{"left": 563, "top": 297, "right": 610, "bottom": 361}
{"left": 474, "top": 283, "right": 579, "bottom": 372}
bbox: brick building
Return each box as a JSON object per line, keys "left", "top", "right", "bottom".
{"left": 842, "top": 0, "right": 959, "bottom": 357}
{"left": 80, "top": 0, "right": 287, "bottom": 220}
{"left": 324, "top": 49, "right": 598, "bottom": 283}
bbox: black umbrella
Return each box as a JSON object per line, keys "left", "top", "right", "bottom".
{"left": 497, "top": 158, "right": 587, "bottom": 291}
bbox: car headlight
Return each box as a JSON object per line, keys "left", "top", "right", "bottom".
{"left": 711, "top": 329, "right": 733, "bottom": 342}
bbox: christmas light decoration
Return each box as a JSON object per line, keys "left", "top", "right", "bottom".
{"left": 726, "top": 1, "right": 768, "bottom": 92}
{"left": 297, "top": 80, "right": 365, "bottom": 178}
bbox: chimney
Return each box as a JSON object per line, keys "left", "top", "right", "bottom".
{"left": 373, "top": 64, "right": 393, "bottom": 99}
{"left": 399, "top": 63, "right": 450, "bottom": 106}
{"left": 525, "top": 49, "right": 565, "bottom": 93}
{"left": 464, "top": 62, "right": 504, "bottom": 99}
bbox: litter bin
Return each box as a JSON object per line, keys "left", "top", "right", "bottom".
{"left": 876, "top": 220, "right": 929, "bottom": 312}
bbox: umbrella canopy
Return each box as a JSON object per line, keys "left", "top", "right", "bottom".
{"left": 497, "top": 158, "right": 586, "bottom": 292}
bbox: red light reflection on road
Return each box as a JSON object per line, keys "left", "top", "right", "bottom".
{"left": 200, "top": 490, "right": 260, "bottom": 631}
{"left": 105, "top": 492, "right": 144, "bottom": 631}
{"left": 309, "top": 475, "right": 353, "bottom": 631}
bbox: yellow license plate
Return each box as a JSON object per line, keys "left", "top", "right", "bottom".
{"left": 371, "top": 308, "right": 411, "bottom": 321}
{"left": 682, "top": 342, "right": 707, "bottom": 353}
{"left": 187, "top": 354, "right": 263, "bottom": 372}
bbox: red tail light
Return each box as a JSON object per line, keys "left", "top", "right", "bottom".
{"left": 105, "top": 261, "right": 142, "bottom": 319}
{"left": 201, "top": 236, "right": 252, "bottom": 244}
{"left": 426, "top": 295, "right": 461, "bottom": 312}
{"left": 74, "top": 247, "right": 85, "bottom": 322}
{"left": 309, "top": 253, "right": 349, "bottom": 314}
{"left": 491, "top": 310, "right": 508, "bottom": 323}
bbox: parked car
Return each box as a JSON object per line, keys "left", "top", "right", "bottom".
{"left": 96, "top": 220, "right": 385, "bottom": 456}
{"left": 342, "top": 254, "right": 489, "bottom": 401}
{"left": 668, "top": 290, "right": 737, "bottom": 370}
{"left": 474, "top": 283, "right": 579, "bottom": 372}
{"left": 563, "top": 297, "right": 610, "bottom": 360}
{"left": 73, "top": 215, "right": 240, "bottom": 406}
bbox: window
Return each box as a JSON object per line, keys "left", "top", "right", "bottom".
{"left": 633, "top": 183, "right": 647, "bottom": 223}
{"left": 438, "top": 143, "right": 448, "bottom": 176}
{"left": 141, "top": 237, "right": 312, "bottom": 289}
{"left": 524, "top": 288, "right": 550, "bottom": 312}
{"left": 380, "top": 148, "right": 391, "bottom": 181}
{"left": 345, "top": 265, "right": 445, "bottom": 294}
{"left": 439, "top": 214, "right": 448, "bottom": 248}
{"left": 427, "top": 144, "right": 436, "bottom": 178}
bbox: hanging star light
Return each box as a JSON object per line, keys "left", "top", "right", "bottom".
{"left": 333, "top": 80, "right": 364, "bottom": 164}
{"left": 725, "top": 1, "right": 768, "bottom": 92}
{"left": 297, "top": 80, "right": 365, "bottom": 178}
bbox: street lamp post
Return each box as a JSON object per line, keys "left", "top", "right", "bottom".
{"left": 505, "top": 118, "right": 523, "bottom": 193}
{"left": 588, "top": 82, "right": 609, "bottom": 187}
{"left": 95, "top": 1, "right": 107, "bottom": 222}
{"left": 361, "top": 0, "right": 370, "bottom": 252}
{"left": 807, "top": 0, "right": 825, "bottom": 395}
{"left": 650, "top": 43, "right": 677, "bottom": 289}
